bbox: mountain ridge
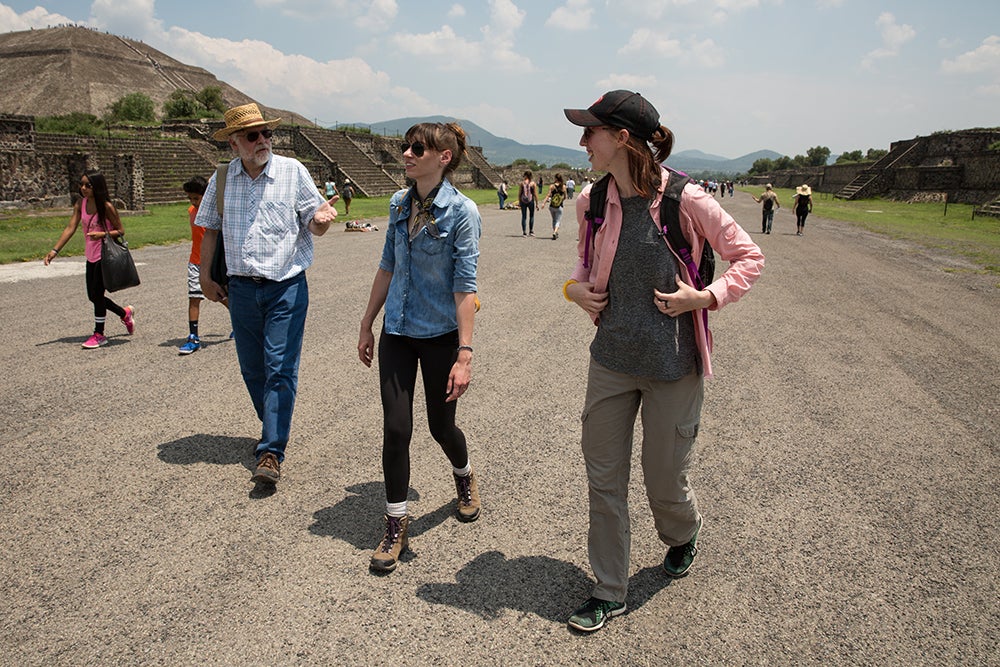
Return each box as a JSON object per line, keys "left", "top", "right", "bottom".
{"left": 360, "top": 117, "right": 779, "bottom": 174}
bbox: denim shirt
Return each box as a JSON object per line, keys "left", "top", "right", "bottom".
{"left": 379, "top": 178, "right": 481, "bottom": 338}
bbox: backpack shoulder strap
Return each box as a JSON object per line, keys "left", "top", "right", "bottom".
{"left": 582, "top": 174, "right": 612, "bottom": 269}
{"left": 215, "top": 164, "right": 227, "bottom": 218}
{"left": 585, "top": 174, "right": 612, "bottom": 224}
{"left": 658, "top": 167, "right": 692, "bottom": 253}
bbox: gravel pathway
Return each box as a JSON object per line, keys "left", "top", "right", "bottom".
{"left": 2, "top": 191, "right": 997, "bottom": 665}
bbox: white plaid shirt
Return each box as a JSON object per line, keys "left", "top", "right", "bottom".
{"left": 195, "top": 154, "right": 324, "bottom": 281}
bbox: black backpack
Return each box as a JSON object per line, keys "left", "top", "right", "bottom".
{"left": 584, "top": 168, "right": 715, "bottom": 290}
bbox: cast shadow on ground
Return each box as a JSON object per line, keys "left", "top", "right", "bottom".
{"left": 35, "top": 333, "right": 130, "bottom": 348}
{"left": 157, "top": 433, "right": 257, "bottom": 470}
{"left": 416, "top": 552, "right": 672, "bottom": 624}
{"left": 158, "top": 334, "right": 234, "bottom": 350}
{"left": 309, "top": 481, "right": 454, "bottom": 552}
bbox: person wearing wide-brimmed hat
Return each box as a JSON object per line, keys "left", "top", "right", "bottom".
{"left": 195, "top": 103, "right": 339, "bottom": 488}
{"left": 793, "top": 184, "right": 813, "bottom": 236}
{"left": 560, "top": 90, "right": 764, "bottom": 632}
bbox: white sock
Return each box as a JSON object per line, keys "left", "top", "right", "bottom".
{"left": 385, "top": 501, "right": 407, "bottom": 517}
{"left": 453, "top": 463, "right": 471, "bottom": 477}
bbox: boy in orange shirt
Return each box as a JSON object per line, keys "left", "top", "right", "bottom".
{"left": 180, "top": 176, "right": 229, "bottom": 354}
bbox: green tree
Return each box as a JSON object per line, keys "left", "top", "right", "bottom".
{"left": 866, "top": 148, "right": 888, "bottom": 161}
{"left": 108, "top": 92, "right": 156, "bottom": 123}
{"left": 806, "top": 145, "right": 831, "bottom": 166}
{"left": 837, "top": 150, "right": 864, "bottom": 163}
{"left": 162, "top": 90, "right": 200, "bottom": 119}
{"left": 194, "top": 86, "right": 226, "bottom": 115}
{"left": 749, "top": 157, "right": 775, "bottom": 175}
{"left": 774, "top": 155, "right": 795, "bottom": 170}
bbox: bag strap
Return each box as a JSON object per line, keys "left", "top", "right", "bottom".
{"left": 583, "top": 174, "right": 612, "bottom": 269}
{"left": 657, "top": 168, "right": 704, "bottom": 289}
{"left": 215, "top": 164, "right": 227, "bottom": 218}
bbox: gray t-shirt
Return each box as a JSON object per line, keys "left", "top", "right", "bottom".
{"left": 590, "top": 195, "right": 698, "bottom": 381}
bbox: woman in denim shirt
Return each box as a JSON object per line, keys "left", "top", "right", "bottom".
{"left": 358, "top": 122, "right": 483, "bottom": 573}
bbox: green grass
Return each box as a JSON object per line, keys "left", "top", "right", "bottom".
{"left": 0, "top": 189, "right": 500, "bottom": 264}
{"left": 739, "top": 187, "right": 1000, "bottom": 275}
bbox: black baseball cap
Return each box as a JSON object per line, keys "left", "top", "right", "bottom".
{"left": 564, "top": 90, "right": 660, "bottom": 141}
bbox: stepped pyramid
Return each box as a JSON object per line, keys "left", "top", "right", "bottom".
{"left": 0, "top": 25, "right": 308, "bottom": 125}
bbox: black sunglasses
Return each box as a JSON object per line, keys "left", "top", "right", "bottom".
{"left": 401, "top": 141, "right": 426, "bottom": 157}
{"left": 243, "top": 128, "right": 273, "bottom": 142}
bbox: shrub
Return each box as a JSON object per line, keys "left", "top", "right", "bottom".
{"left": 35, "top": 112, "right": 104, "bottom": 136}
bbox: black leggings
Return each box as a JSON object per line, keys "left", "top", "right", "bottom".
{"left": 86, "top": 261, "right": 125, "bottom": 324}
{"left": 379, "top": 330, "right": 468, "bottom": 503}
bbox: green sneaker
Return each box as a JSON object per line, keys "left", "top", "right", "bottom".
{"left": 567, "top": 597, "right": 626, "bottom": 632}
{"left": 663, "top": 519, "right": 701, "bottom": 578}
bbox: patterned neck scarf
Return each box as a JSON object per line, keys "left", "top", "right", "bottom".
{"left": 408, "top": 181, "right": 442, "bottom": 240}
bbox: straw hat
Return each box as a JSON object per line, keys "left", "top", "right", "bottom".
{"left": 213, "top": 103, "right": 281, "bottom": 141}
{"left": 796, "top": 184, "right": 812, "bottom": 196}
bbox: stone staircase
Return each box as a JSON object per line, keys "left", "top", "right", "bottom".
{"left": 835, "top": 139, "right": 922, "bottom": 200}
{"left": 299, "top": 127, "right": 402, "bottom": 196}
{"left": 974, "top": 196, "right": 1000, "bottom": 218}
{"left": 464, "top": 147, "right": 503, "bottom": 189}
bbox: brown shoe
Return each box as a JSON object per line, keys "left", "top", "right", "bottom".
{"left": 251, "top": 452, "right": 280, "bottom": 484}
{"left": 370, "top": 514, "right": 409, "bottom": 573}
{"left": 454, "top": 469, "right": 481, "bottom": 522}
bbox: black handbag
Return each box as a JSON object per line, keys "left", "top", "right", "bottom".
{"left": 210, "top": 231, "right": 228, "bottom": 291}
{"left": 209, "top": 163, "right": 229, "bottom": 293}
{"left": 100, "top": 222, "right": 140, "bottom": 292}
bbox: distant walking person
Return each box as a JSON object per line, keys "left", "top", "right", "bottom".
{"left": 44, "top": 170, "right": 136, "bottom": 349}
{"left": 342, "top": 179, "right": 354, "bottom": 215}
{"left": 541, "top": 173, "right": 567, "bottom": 239}
{"left": 196, "top": 103, "right": 338, "bottom": 487}
{"left": 518, "top": 170, "right": 538, "bottom": 236}
{"left": 751, "top": 184, "right": 780, "bottom": 234}
{"left": 497, "top": 179, "right": 508, "bottom": 209}
{"left": 566, "top": 177, "right": 576, "bottom": 199}
{"left": 793, "top": 184, "right": 812, "bottom": 236}
{"left": 358, "top": 121, "right": 483, "bottom": 574}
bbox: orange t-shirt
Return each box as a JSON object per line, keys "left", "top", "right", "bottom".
{"left": 188, "top": 205, "right": 205, "bottom": 264}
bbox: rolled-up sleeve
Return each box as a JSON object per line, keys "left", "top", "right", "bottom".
{"left": 451, "top": 199, "right": 481, "bottom": 293}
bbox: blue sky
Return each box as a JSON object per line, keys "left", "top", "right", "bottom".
{"left": 2, "top": 0, "right": 998, "bottom": 159}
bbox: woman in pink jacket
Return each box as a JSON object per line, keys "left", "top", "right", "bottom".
{"left": 561, "top": 91, "right": 764, "bottom": 633}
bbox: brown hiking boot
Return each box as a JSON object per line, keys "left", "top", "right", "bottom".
{"left": 370, "top": 514, "right": 409, "bottom": 573}
{"left": 454, "top": 469, "right": 481, "bottom": 522}
{"left": 251, "top": 452, "right": 280, "bottom": 484}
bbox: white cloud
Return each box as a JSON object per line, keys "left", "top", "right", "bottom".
{"left": 546, "top": 0, "right": 593, "bottom": 31}
{"left": 448, "top": 4, "right": 466, "bottom": 18}
{"left": 487, "top": 0, "right": 525, "bottom": 36}
{"left": 941, "top": 35, "right": 1000, "bottom": 97}
{"left": 354, "top": 0, "right": 398, "bottom": 32}
{"left": 87, "top": 0, "right": 163, "bottom": 39}
{"left": 619, "top": 28, "right": 724, "bottom": 67}
{"left": 941, "top": 35, "right": 1000, "bottom": 73}
{"left": 861, "top": 12, "right": 915, "bottom": 69}
{"left": 0, "top": 4, "right": 78, "bottom": 31}
{"left": 595, "top": 73, "right": 658, "bottom": 90}
{"left": 619, "top": 28, "right": 683, "bottom": 58}
{"left": 389, "top": 24, "right": 483, "bottom": 69}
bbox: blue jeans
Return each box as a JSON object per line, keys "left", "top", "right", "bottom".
{"left": 228, "top": 273, "right": 309, "bottom": 462}
{"left": 520, "top": 202, "right": 535, "bottom": 234}
{"left": 498, "top": 193, "right": 507, "bottom": 209}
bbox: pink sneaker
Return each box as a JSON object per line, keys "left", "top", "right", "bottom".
{"left": 82, "top": 333, "right": 108, "bottom": 349}
{"left": 121, "top": 306, "right": 136, "bottom": 334}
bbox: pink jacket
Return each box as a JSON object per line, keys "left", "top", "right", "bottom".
{"left": 569, "top": 167, "right": 764, "bottom": 378}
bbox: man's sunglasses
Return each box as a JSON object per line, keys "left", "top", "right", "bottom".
{"left": 242, "top": 128, "right": 273, "bottom": 142}
{"left": 400, "top": 141, "right": 426, "bottom": 157}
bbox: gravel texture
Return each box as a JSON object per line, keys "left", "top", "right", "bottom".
{"left": 1, "top": 192, "right": 997, "bottom": 665}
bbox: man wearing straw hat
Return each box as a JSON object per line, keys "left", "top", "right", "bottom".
{"left": 196, "top": 103, "right": 338, "bottom": 488}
